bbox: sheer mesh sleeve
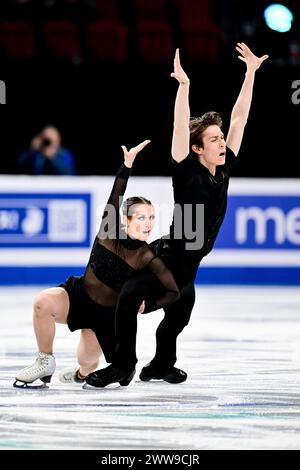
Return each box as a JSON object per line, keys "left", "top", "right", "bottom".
{"left": 98, "top": 164, "right": 131, "bottom": 240}
{"left": 144, "top": 254, "right": 180, "bottom": 310}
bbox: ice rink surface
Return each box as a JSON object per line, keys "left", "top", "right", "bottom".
{"left": 0, "top": 285, "right": 300, "bottom": 450}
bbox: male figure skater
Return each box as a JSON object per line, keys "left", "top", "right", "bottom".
{"left": 85, "top": 43, "right": 269, "bottom": 388}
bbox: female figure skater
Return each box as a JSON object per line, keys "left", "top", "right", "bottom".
{"left": 14, "top": 140, "right": 179, "bottom": 388}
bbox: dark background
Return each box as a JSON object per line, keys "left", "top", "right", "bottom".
{"left": 0, "top": 0, "right": 300, "bottom": 177}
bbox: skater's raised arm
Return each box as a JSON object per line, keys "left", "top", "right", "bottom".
{"left": 226, "top": 43, "right": 269, "bottom": 157}
{"left": 171, "top": 49, "right": 190, "bottom": 163}
{"left": 98, "top": 140, "right": 151, "bottom": 240}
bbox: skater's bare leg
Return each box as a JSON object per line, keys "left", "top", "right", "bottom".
{"left": 14, "top": 287, "right": 69, "bottom": 386}
{"left": 33, "top": 287, "right": 69, "bottom": 354}
{"left": 77, "top": 329, "right": 102, "bottom": 377}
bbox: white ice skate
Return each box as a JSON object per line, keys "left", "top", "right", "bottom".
{"left": 59, "top": 366, "right": 85, "bottom": 384}
{"left": 13, "top": 352, "right": 56, "bottom": 389}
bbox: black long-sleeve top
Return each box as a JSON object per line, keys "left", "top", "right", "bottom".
{"left": 82, "top": 164, "right": 179, "bottom": 307}
{"left": 157, "top": 146, "right": 238, "bottom": 287}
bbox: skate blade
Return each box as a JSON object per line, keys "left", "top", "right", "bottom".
{"left": 82, "top": 382, "right": 121, "bottom": 390}
{"left": 13, "top": 380, "right": 49, "bottom": 390}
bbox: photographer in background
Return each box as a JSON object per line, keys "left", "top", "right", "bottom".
{"left": 16, "top": 125, "right": 76, "bottom": 175}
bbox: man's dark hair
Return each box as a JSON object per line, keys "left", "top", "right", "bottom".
{"left": 190, "top": 111, "right": 223, "bottom": 153}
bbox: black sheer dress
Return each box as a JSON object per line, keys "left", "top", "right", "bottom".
{"left": 61, "top": 163, "right": 179, "bottom": 363}
{"left": 82, "top": 163, "right": 179, "bottom": 308}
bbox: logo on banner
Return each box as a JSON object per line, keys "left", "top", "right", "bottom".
{"left": 21, "top": 207, "right": 44, "bottom": 236}
{"left": 0, "top": 193, "right": 91, "bottom": 247}
{"left": 236, "top": 206, "right": 300, "bottom": 245}
{"left": 215, "top": 196, "right": 300, "bottom": 249}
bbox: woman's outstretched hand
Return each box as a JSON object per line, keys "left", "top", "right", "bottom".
{"left": 122, "top": 140, "right": 151, "bottom": 168}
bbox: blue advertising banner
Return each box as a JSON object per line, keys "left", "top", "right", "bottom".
{"left": 215, "top": 196, "right": 300, "bottom": 250}
{"left": 0, "top": 176, "right": 300, "bottom": 285}
{"left": 0, "top": 193, "right": 91, "bottom": 248}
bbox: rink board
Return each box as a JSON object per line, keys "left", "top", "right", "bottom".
{"left": 0, "top": 176, "right": 299, "bottom": 285}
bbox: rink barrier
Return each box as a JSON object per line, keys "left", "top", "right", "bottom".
{"left": 0, "top": 176, "right": 300, "bottom": 285}
{"left": 0, "top": 266, "right": 299, "bottom": 286}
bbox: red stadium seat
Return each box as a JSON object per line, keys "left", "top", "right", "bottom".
{"left": 173, "top": 0, "right": 213, "bottom": 27}
{"left": 88, "top": 0, "right": 121, "bottom": 19}
{"left": 42, "top": 19, "right": 81, "bottom": 61}
{"left": 181, "top": 25, "right": 223, "bottom": 62}
{"left": 174, "top": 0, "right": 223, "bottom": 62}
{"left": 86, "top": 19, "right": 128, "bottom": 61}
{"left": 132, "top": 0, "right": 169, "bottom": 20}
{"left": 0, "top": 21, "right": 35, "bottom": 58}
{"left": 135, "top": 19, "right": 174, "bottom": 62}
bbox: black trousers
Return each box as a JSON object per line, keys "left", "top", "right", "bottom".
{"left": 113, "top": 271, "right": 196, "bottom": 372}
{"left": 150, "top": 281, "right": 195, "bottom": 372}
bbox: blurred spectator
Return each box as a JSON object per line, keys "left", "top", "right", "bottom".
{"left": 17, "top": 125, "right": 76, "bottom": 175}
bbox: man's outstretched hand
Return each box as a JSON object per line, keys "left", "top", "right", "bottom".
{"left": 236, "top": 42, "right": 269, "bottom": 71}
{"left": 170, "top": 48, "right": 190, "bottom": 84}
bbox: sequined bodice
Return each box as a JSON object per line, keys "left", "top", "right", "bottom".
{"left": 89, "top": 243, "right": 138, "bottom": 290}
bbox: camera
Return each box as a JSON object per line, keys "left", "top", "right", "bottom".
{"left": 41, "top": 138, "right": 52, "bottom": 148}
